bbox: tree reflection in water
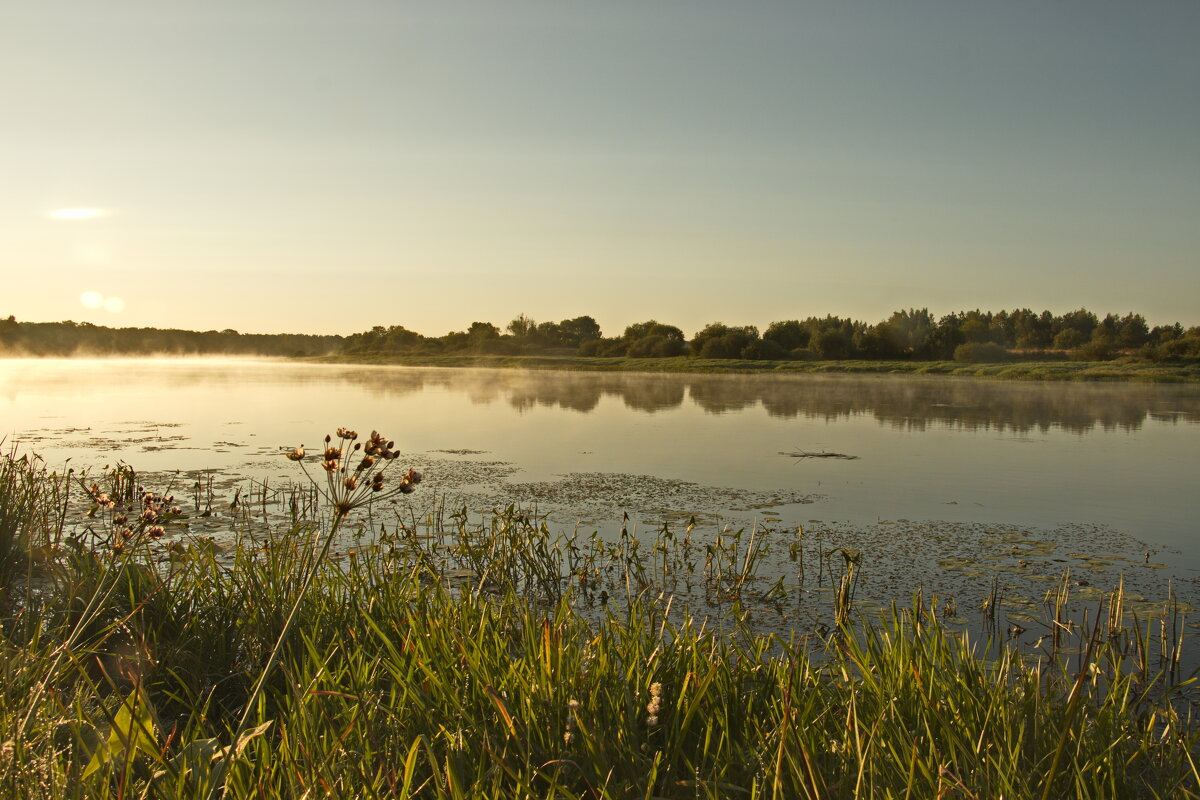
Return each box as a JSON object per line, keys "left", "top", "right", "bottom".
{"left": 339, "top": 368, "right": 1200, "bottom": 434}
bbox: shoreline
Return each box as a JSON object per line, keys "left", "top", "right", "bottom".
{"left": 305, "top": 352, "right": 1200, "bottom": 382}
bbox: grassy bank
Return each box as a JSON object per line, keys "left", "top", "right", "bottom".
{"left": 309, "top": 353, "right": 1200, "bottom": 382}
{"left": 1, "top": 445, "right": 1197, "bottom": 798}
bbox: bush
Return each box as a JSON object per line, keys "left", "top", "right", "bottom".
{"left": 699, "top": 334, "right": 747, "bottom": 359}
{"left": 627, "top": 335, "right": 683, "bottom": 358}
{"left": 1069, "top": 341, "right": 1118, "bottom": 362}
{"left": 812, "top": 329, "right": 853, "bottom": 360}
{"left": 740, "top": 338, "right": 785, "bottom": 360}
{"left": 953, "top": 342, "right": 1009, "bottom": 363}
{"left": 1053, "top": 329, "right": 1089, "bottom": 350}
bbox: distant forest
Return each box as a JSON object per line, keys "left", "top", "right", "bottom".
{"left": 0, "top": 317, "right": 340, "bottom": 357}
{"left": 3, "top": 308, "right": 1199, "bottom": 363}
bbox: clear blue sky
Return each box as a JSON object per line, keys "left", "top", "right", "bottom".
{"left": 3, "top": 1, "right": 1198, "bottom": 336}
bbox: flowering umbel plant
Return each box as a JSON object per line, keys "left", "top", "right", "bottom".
{"left": 212, "top": 428, "right": 423, "bottom": 798}
{"left": 82, "top": 477, "right": 183, "bottom": 556}
{"left": 286, "top": 428, "right": 421, "bottom": 520}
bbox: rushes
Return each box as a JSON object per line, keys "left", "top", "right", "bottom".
{"left": 0, "top": 445, "right": 1197, "bottom": 798}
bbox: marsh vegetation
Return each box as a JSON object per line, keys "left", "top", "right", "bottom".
{"left": 1, "top": 441, "right": 1198, "bottom": 798}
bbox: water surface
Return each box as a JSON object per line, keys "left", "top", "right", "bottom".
{"left": 4, "top": 358, "right": 1199, "bottom": 624}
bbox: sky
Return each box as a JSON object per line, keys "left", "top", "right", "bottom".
{"left": 3, "top": 0, "right": 1198, "bottom": 337}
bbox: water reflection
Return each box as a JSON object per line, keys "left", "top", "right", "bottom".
{"left": 4, "top": 359, "right": 1197, "bottom": 434}
{"left": 335, "top": 368, "right": 1200, "bottom": 433}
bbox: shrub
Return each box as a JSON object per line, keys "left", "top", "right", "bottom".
{"left": 1069, "top": 341, "right": 1118, "bottom": 362}
{"left": 1053, "top": 329, "right": 1088, "bottom": 350}
{"left": 812, "top": 329, "right": 853, "bottom": 360}
{"left": 699, "top": 335, "right": 745, "bottom": 359}
{"left": 953, "top": 342, "right": 1010, "bottom": 363}
{"left": 627, "top": 335, "right": 665, "bottom": 358}
{"left": 739, "top": 338, "right": 785, "bottom": 360}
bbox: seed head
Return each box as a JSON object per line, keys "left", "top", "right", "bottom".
{"left": 286, "top": 445, "right": 305, "bottom": 461}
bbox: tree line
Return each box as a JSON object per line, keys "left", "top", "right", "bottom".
{"left": 342, "top": 308, "right": 1200, "bottom": 364}
{"left": 3, "top": 308, "right": 1198, "bottom": 362}
{"left": 0, "top": 317, "right": 340, "bottom": 357}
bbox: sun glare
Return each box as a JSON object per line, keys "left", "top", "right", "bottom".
{"left": 80, "top": 291, "right": 124, "bottom": 312}
{"left": 49, "top": 208, "right": 107, "bottom": 220}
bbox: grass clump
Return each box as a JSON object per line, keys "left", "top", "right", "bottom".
{"left": 0, "top": 441, "right": 1197, "bottom": 798}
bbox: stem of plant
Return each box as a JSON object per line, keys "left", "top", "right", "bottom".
{"left": 209, "top": 512, "right": 345, "bottom": 800}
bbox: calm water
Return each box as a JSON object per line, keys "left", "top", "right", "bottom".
{"left": 4, "top": 358, "right": 1200, "bottom": 616}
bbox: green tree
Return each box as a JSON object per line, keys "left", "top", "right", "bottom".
{"left": 467, "top": 321, "right": 500, "bottom": 341}
{"left": 507, "top": 314, "right": 536, "bottom": 338}
{"left": 1056, "top": 308, "right": 1098, "bottom": 340}
{"left": 1053, "top": 328, "right": 1088, "bottom": 349}
{"left": 881, "top": 308, "right": 933, "bottom": 354}
{"left": 812, "top": 328, "right": 853, "bottom": 359}
{"left": 690, "top": 323, "right": 759, "bottom": 359}
{"left": 763, "top": 320, "right": 809, "bottom": 352}
{"left": 556, "top": 316, "right": 601, "bottom": 347}
{"left": 0, "top": 315, "right": 19, "bottom": 349}
{"left": 1116, "top": 313, "right": 1149, "bottom": 349}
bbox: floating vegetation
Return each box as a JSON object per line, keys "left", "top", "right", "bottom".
{"left": 778, "top": 448, "right": 860, "bottom": 459}
{"left": 472, "top": 471, "right": 818, "bottom": 531}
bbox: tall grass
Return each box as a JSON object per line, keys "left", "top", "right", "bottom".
{"left": 0, "top": 445, "right": 1196, "bottom": 798}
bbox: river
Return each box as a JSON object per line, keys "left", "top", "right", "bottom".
{"left": 3, "top": 357, "right": 1199, "bottom": 644}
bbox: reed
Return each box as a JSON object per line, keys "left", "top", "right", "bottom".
{"left": 0, "top": 444, "right": 1196, "bottom": 798}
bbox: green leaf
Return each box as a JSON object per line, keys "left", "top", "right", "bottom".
{"left": 82, "top": 683, "right": 161, "bottom": 779}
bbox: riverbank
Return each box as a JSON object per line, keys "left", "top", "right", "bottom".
{"left": 2, "top": 451, "right": 1197, "bottom": 798}
{"left": 309, "top": 353, "right": 1200, "bottom": 382}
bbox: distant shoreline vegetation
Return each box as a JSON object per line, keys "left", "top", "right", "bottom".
{"left": 2, "top": 308, "right": 1199, "bottom": 374}
{"left": 312, "top": 354, "right": 1200, "bottom": 382}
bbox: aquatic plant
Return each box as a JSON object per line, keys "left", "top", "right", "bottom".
{"left": 205, "top": 427, "right": 420, "bottom": 798}
{"left": 0, "top": 443, "right": 1197, "bottom": 798}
